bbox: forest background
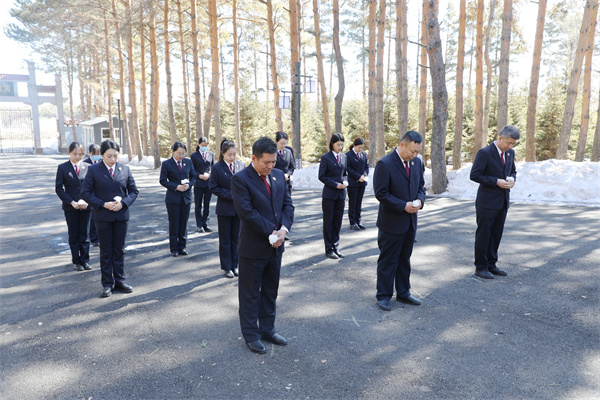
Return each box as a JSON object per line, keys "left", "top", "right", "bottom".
{"left": 3, "top": 0, "right": 599, "bottom": 194}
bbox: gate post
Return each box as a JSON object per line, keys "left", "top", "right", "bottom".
{"left": 27, "top": 61, "right": 43, "bottom": 154}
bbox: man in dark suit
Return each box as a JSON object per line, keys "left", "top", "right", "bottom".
{"left": 373, "top": 131, "right": 426, "bottom": 311}
{"left": 470, "top": 125, "right": 519, "bottom": 279}
{"left": 231, "top": 137, "right": 294, "bottom": 354}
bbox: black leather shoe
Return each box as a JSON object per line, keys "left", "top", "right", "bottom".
{"left": 203, "top": 226, "right": 213, "bottom": 233}
{"left": 475, "top": 269, "right": 495, "bottom": 279}
{"left": 397, "top": 295, "right": 421, "bottom": 306}
{"left": 171, "top": 251, "right": 178, "bottom": 257}
{"left": 114, "top": 282, "right": 133, "bottom": 293}
{"left": 334, "top": 250, "right": 345, "bottom": 258}
{"left": 325, "top": 252, "right": 339, "bottom": 260}
{"left": 357, "top": 224, "right": 366, "bottom": 230}
{"left": 178, "top": 249, "right": 189, "bottom": 256}
{"left": 75, "top": 263, "right": 84, "bottom": 271}
{"left": 489, "top": 267, "right": 507, "bottom": 276}
{"left": 350, "top": 224, "right": 360, "bottom": 231}
{"left": 81, "top": 263, "right": 92, "bottom": 270}
{"left": 195, "top": 227, "right": 204, "bottom": 233}
{"left": 233, "top": 268, "right": 239, "bottom": 276}
{"left": 378, "top": 299, "right": 391, "bottom": 311}
{"left": 246, "top": 340, "right": 266, "bottom": 354}
{"left": 224, "top": 270, "right": 234, "bottom": 278}
{"left": 262, "top": 333, "right": 287, "bottom": 346}
{"left": 101, "top": 287, "right": 112, "bottom": 298}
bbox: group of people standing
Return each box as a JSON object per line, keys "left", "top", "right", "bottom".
{"left": 55, "top": 125, "right": 519, "bottom": 353}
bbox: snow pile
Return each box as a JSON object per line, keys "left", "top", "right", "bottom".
{"left": 294, "top": 159, "right": 599, "bottom": 207}
{"left": 127, "top": 155, "right": 161, "bottom": 169}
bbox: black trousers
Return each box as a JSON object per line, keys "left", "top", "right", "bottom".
{"left": 95, "top": 219, "right": 128, "bottom": 288}
{"left": 64, "top": 208, "right": 91, "bottom": 265}
{"left": 322, "top": 197, "right": 345, "bottom": 253}
{"left": 376, "top": 227, "right": 415, "bottom": 300}
{"left": 474, "top": 206, "right": 508, "bottom": 271}
{"left": 347, "top": 186, "right": 366, "bottom": 225}
{"left": 217, "top": 214, "right": 240, "bottom": 271}
{"left": 194, "top": 185, "right": 212, "bottom": 228}
{"left": 238, "top": 252, "right": 281, "bottom": 342}
{"left": 89, "top": 217, "right": 98, "bottom": 243}
{"left": 166, "top": 200, "right": 191, "bottom": 252}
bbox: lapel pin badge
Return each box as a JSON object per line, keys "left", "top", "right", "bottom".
{"left": 183, "top": 163, "right": 186, "bottom": 166}
{"left": 273, "top": 176, "right": 277, "bottom": 181}
{"left": 118, "top": 167, "right": 122, "bottom": 171}
{"left": 411, "top": 161, "right": 414, "bottom": 166}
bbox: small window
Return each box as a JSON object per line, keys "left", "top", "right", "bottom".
{"left": 101, "top": 128, "right": 111, "bottom": 139}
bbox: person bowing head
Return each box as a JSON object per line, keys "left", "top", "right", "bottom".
{"left": 190, "top": 136, "right": 215, "bottom": 233}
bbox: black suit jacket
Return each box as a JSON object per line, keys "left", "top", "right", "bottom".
{"left": 318, "top": 151, "right": 348, "bottom": 200}
{"left": 373, "top": 149, "right": 426, "bottom": 235}
{"left": 231, "top": 165, "right": 294, "bottom": 259}
{"left": 209, "top": 160, "right": 246, "bottom": 216}
{"left": 275, "top": 147, "right": 295, "bottom": 176}
{"left": 190, "top": 150, "right": 215, "bottom": 188}
{"left": 55, "top": 161, "right": 89, "bottom": 210}
{"left": 470, "top": 143, "right": 517, "bottom": 210}
{"left": 159, "top": 157, "right": 197, "bottom": 205}
{"left": 345, "top": 149, "right": 369, "bottom": 188}
{"left": 81, "top": 161, "right": 139, "bottom": 222}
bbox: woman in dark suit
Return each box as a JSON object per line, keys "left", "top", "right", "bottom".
{"left": 318, "top": 133, "right": 348, "bottom": 260}
{"left": 160, "top": 141, "right": 197, "bottom": 257}
{"left": 274, "top": 131, "right": 295, "bottom": 195}
{"left": 83, "top": 143, "right": 101, "bottom": 246}
{"left": 209, "top": 139, "right": 245, "bottom": 278}
{"left": 190, "top": 136, "right": 215, "bottom": 233}
{"left": 81, "top": 139, "right": 139, "bottom": 298}
{"left": 55, "top": 142, "right": 92, "bottom": 272}
{"left": 346, "top": 137, "right": 369, "bottom": 231}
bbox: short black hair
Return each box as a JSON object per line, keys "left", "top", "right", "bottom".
{"left": 219, "top": 138, "right": 237, "bottom": 161}
{"left": 275, "top": 131, "right": 288, "bottom": 142}
{"left": 401, "top": 130, "right": 423, "bottom": 144}
{"left": 68, "top": 142, "right": 84, "bottom": 153}
{"left": 329, "top": 133, "right": 345, "bottom": 151}
{"left": 88, "top": 143, "right": 101, "bottom": 154}
{"left": 100, "top": 139, "right": 120, "bottom": 155}
{"left": 499, "top": 125, "right": 520, "bottom": 140}
{"left": 349, "top": 137, "right": 366, "bottom": 150}
{"left": 198, "top": 136, "right": 209, "bottom": 144}
{"left": 172, "top": 141, "right": 186, "bottom": 152}
{"left": 252, "top": 137, "right": 278, "bottom": 159}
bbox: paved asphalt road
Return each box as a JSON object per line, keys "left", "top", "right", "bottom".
{"left": 1, "top": 154, "right": 598, "bottom": 400}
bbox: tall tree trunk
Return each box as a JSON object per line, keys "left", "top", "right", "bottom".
{"left": 140, "top": 6, "right": 149, "bottom": 156}
{"left": 103, "top": 9, "right": 114, "bottom": 138}
{"left": 77, "top": 47, "right": 87, "bottom": 121}
{"left": 112, "top": 0, "right": 131, "bottom": 156}
{"left": 313, "top": 0, "right": 331, "bottom": 142}
{"left": 426, "top": 0, "right": 448, "bottom": 194}
{"left": 333, "top": 0, "right": 345, "bottom": 135}
{"left": 496, "top": 0, "right": 512, "bottom": 131}
{"left": 265, "top": 0, "right": 283, "bottom": 132}
{"left": 67, "top": 49, "right": 78, "bottom": 142}
{"left": 288, "top": 0, "right": 300, "bottom": 151}
{"left": 126, "top": 0, "right": 142, "bottom": 161}
{"left": 592, "top": 82, "right": 600, "bottom": 162}
{"left": 164, "top": 0, "right": 177, "bottom": 145}
{"left": 453, "top": 0, "right": 466, "bottom": 169}
{"left": 368, "top": 0, "right": 377, "bottom": 165}
{"left": 525, "top": 0, "right": 547, "bottom": 162}
{"left": 473, "top": 0, "right": 484, "bottom": 157}
{"left": 233, "top": 0, "right": 242, "bottom": 155}
{"left": 362, "top": 20, "right": 366, "bottom": 100}
{"left": 575, "top": 2, "right": 598, "bottom": 161}
{"left": 396, "top": 0, "right": 408, "bottom": 136}
{"left": 203, "top": 0, "right": 222, "bottom": 147}
{"left": 176, "top": 0, "right": 192, "bottom": 151}
{"left": 375, "top": 0, "right": 386, "bottom": 161}
{"left": 190, "top": 0, "right": 203, "bottom": 146}
{"left": 483, "top": 0, "right": 497, "bottom": 140}
{"left": 149, "top": 4, "right": 161, "bottom": 168}
{"left": 556, "top": 0, "right": 596, "bottom": 159}
{"left": 418, "top": 0, "right": 428, "bottom": 163}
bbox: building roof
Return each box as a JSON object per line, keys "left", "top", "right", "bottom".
{"left": 79, "top": 116, "right": 109, "bottom": 126}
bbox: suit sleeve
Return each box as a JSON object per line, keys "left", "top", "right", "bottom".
{"left": 509, "top": 150, "right": 517, "bottom": 181}
{"left": 231, "top": 174, "right": 277, "bottom": 237}
{"left": 318, "top": 156, "right": 339, "bottom": 189}
{"left": 281, "top": 181, "right": 294, "bottom": 231}
{"left": 121, "top": 167, "right": 139, "bottom": 209}
{"left": 373, "top": 161, "right": 407, "bottom": 213}
{"left": 81, "top": 168, "right": 105, "bottom": 209}
{"left": 188, "top": 161, "right": 197, "bottom": 188}
{"left": 288, "top": 151, "right": 295, "bottom": 175}
{"left": 470, "top": 148, "right": 498, "bottom": 187}
{"left": 346, "top": 155, "right": 362, "bottom": 182}
{"left": 55, "top": 165, "right": 74, "bottom": 206}
{"left": 159, "top": 163, "right": 179, "bottom": 192}
{"left": 209, "top": 167, "right": 232, "bottom": 200}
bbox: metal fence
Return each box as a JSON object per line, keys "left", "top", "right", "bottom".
{"left": 0, "top": 110, "right": 33, "bottom": 153}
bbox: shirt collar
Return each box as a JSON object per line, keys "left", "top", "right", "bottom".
{"left": 493, "top": 141, "right": 503, "bottom": 156}
{"left": 396, "top": 148, "right": 409, "bottom": 165}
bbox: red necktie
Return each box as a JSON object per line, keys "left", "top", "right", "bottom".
{"left": 230, "top": 163, "right": 234, "bottom": 174}
{"left": 178, "top": 161, "right": 182, "bottom": 171}
{"left": 404, "top": 161, "right": 410, "bottom": 177}
{"left": 337, "top": 154, "right": 341, "bottom": 165}
{"left": 202, "top": 152, "right": 206, "bottom": 160}
{"left": 261, "top": 175, "right": 271, "bottom": 196}
{"left": 75, "top": 164, "right": 79, "bottom": 176}
{"left": 279, "top": 150, "right": 283, "bottom": 158}
{"left": 501, "top": 152, "right": 505, "bottom": 166}
{"left": 357, "top": 152, "right": 361, "bottom": 160}
{"left": 109, "top": 167, "right": 114, "bottom": 177}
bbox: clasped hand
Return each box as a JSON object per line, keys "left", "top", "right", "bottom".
{"left": 404, "top": 203, "right": 420, "bottom": 214}
{"left": 104, "top": 201, "right": 123, "bottom": 212}
{"left": 177, "top": 184, "right": 190, "bottom": 191}
{"left": 496, "top": 179, "right": 515, "bottom": 189}
{"left": 271, "top": 229, "right": 286, "bottom": 248}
